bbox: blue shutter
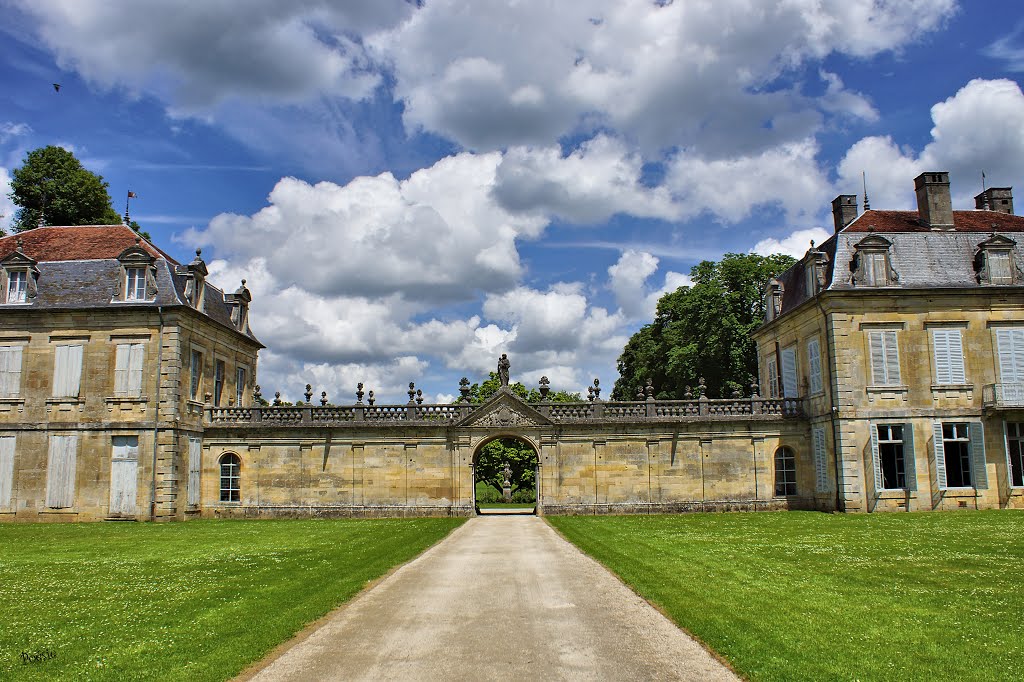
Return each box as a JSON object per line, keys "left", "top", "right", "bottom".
{"left": 932, "top": 422, "right": 947, "bottom": 491}
{"left": 969, "top": 421, "right": 988, "bottom": 490}
{"left": 902, "top": 423, "right": 916, "bottom": 491}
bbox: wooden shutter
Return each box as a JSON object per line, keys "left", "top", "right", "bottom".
{"left": 46, "top": 435, "right": 77, "bottom": 508}
{"left": 869, "top": 331, "right": 886, "bottom": 385}
{"left": 883, "top": 332, "right": 900, "bottom": 385}
{"left": 128, "top": 344, "right": 145, "bottom": 397}
{"left": 813, "top": 427, "right": 828, "bottom": 492}
{"left": 781, "top": 347, "right": 798, "bottom": 397}
{"left": 109, "top": 436, "right": 139, "bottom": 516}
{"left": 870, "top": 424, "right": 883, "bottom": 493}
{"left": 902, "top": 423, "right": 916, "bottom": 491}
{"left": 933, "top": 329, "right": 965, "bottom": 384}
{"left": 187, "top": 437, "right": 202, "bottom": 506}
{"left": 808, "top": 339, "right": 822, "bottom": 394}
{"left": 114, "top": 344, "right": 130, "bottom": 396}
{"left": 996, "top": 329, "right": 1024, "bottom": 385}
{"left": 932, "top": 422, "right": 947, "bottom": 491}
{"left": 767, "top": 358, "right": 779, "bottom": 398}
{"left": 969, "top": 421, "right": 988, "bottom": 489}
{"left": 53, "top": 344, "right": 83, "bottom": 397}
{"left": 0, "top": 346, "right": 22, "bottom": 398}
{"left": 0, "top": 436, "right": 14, "bottom": 508}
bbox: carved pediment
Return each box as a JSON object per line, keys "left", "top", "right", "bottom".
{"left": 853, "top": 234, "right": 892, "bottom": 250}
{"left": 977, "top": 234, "right": 1016, "bottom": 249}
{"left": 456, "top": 388, "right": 551, "bottom": 428}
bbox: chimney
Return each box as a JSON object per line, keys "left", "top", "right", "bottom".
{"left": 831, "top": 194, "right": 858, "bottom": 232}
{"left": 914, "top": 172, "right": 954, "bottom": 230}
{"left": 974, "top": 187, "right": 1014, "bottom": 215}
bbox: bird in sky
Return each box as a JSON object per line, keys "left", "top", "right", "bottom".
{"left": 52, "top": 83, "right": 60, "bottom": 92}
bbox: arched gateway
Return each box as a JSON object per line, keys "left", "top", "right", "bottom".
{"left": 201, "top": 380, "right": 813, "bottom": 518}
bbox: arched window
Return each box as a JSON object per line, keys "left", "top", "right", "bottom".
{"left": 219, "top": 453, "right": 240, "bottom": 502}
{"left": 774, "top": 447, "right": 797, "bottom": 496}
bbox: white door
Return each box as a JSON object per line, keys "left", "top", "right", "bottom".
{"left": 109, "top": 436, "right": 139, "bottom": 516}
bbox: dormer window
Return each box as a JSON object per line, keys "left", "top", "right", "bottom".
{"left": 975, "top": 234, "right": 1019, "bottom": 286}
{"left": 851, "top": 234, "right": 898, "bottom": 287}
{"left": 1, "top": 243, "right": 39, "bottom": 304}
{"left": 803, "top": 242, "right": 830, "bottom": 296}
{"left": 115, "top": 240, "right": 157, "bottom": 302}
{"left": 764, "top": 278, "right": 784, "bottom": 322}
{"left": 6, "top": 271, "right": 26, "bottom": 303}
{"left": 125, "top": 267, "right": 148, "bottom": 300}
{"left": 183, "top": 249, "right": 208, "bottom": 311}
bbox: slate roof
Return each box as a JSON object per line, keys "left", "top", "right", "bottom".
{"left": 0, "top": 225, "right": 261, "bottom": 347}
{"left": 771, "top": 208, "right": 1024, "bottom": 318}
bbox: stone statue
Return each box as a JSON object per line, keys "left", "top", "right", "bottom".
{"left": 502, "top": 463, "right": 512, "bottom": 487}
{"left": 497, "top": 353, "right": 510, "bottom": 387}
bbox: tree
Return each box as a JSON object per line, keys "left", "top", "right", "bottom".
{"left": 612, "top": 252, "right": 796, "bottom": 400}
{"left": 9, "top": 146, "right": 123, "bottom": 231}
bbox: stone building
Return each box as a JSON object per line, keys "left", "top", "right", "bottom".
{"left": 754, "top": 172, "right": 1024, "bottom": 512}
{"left": 0, "top": 225, "right": 262, "bottom": 521}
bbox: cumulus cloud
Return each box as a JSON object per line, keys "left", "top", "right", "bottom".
{"left": 752, "top": 227, "right": 833, "bottom": 259}
{"left": 607, "top": 250, "right": 691, "bottom": 320}
{"left": 838, "top": 79, "right": 1024, "bottom": 208}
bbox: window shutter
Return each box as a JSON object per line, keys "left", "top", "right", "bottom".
{"left": 870, "top": 424, "right": 882, "bottom": 493}
{"left": 969, "top": 421, "right": 988, "bottom": 490}
{"left": 0, "top": 346, "right": 21, "bottom": 398}
{"left": 808, "top": 339, "right": 822, "bottom": 394}
{"left": 114, "top": 344, "right": 130, "bottom": 396}
{"left": 902, "top": 423, "right": 916, "bottom": 491}
{"left": 0, "top": 436, "right": 15, "bottom": 508}
{"left": 128, "top": 344, "right": 145, "bottom": 397}
{"left": 813, "top": 427, "right": 828, "bottom": 492}
{"left": 781, "top": 347, "right": 798, "bottom": 397}
{"left": 46, "top": 435, "right": 77, "bottom": 508}
{"left": 932, "top": 422, "right": 947, "bottom": 490}
{"left": 933, "top": 329, "right": 965, "bottom": 384}
{"left": 767, "top": 359, "right": 779, "bottom": 398}
{"left": 996, "top": 329, "right": 1024, "bottom": 385}
{"left": 883, "top": 331, "right": 900, "bottom": 385}
{"left": 53, "top": 344, "right": 83, "bottom": 398}
{"left": 187, "top": 437, "right": 202, "bottom": 506}
{"left": 869, "top": 332, "right": 885, "bottom": 385}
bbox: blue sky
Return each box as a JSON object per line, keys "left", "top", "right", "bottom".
{"left": 2, "top": 1, "right": 1023, "bottom": 403}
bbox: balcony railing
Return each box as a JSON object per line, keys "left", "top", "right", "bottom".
{"left": 206, "top": 396, "right": 803, "bottom": 427}
{"left": 982, "top": 383, "right": 1024, "bottom": 409}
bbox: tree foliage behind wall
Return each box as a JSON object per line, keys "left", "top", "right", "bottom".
{"left": 612, "top": 252, "right": 796, "bottom": 400}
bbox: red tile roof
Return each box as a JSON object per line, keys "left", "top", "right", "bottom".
{"left": 0, "top": 225, "right": 177, "bottom": 264}
{"left": 845, "top": 210, "right": 1024, "bottom": 233}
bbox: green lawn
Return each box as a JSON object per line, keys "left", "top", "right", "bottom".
{"left": 550, "top": 511, "right": 1024, "bottom": 682}
{"left": 0, "top": 517, "right": 463, "bottom": 681}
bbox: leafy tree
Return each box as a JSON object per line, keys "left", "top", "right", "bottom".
{"left": 612, "top": 252, "right": 796, "bottom": 400}
{"left": 457, "top": 371, "right": 581, "bottom": 404}
{"left": 9, "top": 146, "right": 123, "bottom": 231}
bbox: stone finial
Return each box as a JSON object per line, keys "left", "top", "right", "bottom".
{"left": 356, "top": 382, "right": 365, "bottom": 404}
{"left": 645, "top": 378, "right": 654, "bottom": 399}
{"left": 15, "top": 237, "right": 23, "bottom": 252}
{"left": 538, "top": 375, "right": 550, "bottom": 400}
{"left": 636, "top": 387, "right": 645, "bottom": 400}
{"left": 408, "top": 382, "right": 416, "bottom": 404}
{"left": 459, "top": 377, "right": 471, "bottom": 399}
{"left": 697, "top": 377, "right": 707, "bottom": 398}
{"left": 367, "top": 390, "right": 375, "bottom": 406}
{"left": 750, "top": 379, "right": 760, "bottom": 398}
{"left": 320, "top": 391, "right": 328, "bottom": 406}
{"left": 416, "top": 389, "right": 423, "bottom": 405}
{"left": 587, "top": 385, "right": 595, "bottom": 402}
{"left": 684, "top": 386, "right": 693, "bottom": 399}
{"left": 304, "top": 384, "right": 313, "bottom": 404}
{"left": 273, "top": 391, "right": 282, "bottom": 406}
{"left": 592, "top": 378, "right": 601, "bottom": 401}
{"left": 254, "top": 384, "right": 262, "bottom": 402}
{"left": 731, "top": 387, "right": 742, "bottom": 399}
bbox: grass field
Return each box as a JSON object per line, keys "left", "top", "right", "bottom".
{"left": 550, "top": 511, "right": 1024, "bottom": 682}
{"left": 0, "top": 517, "right": 463, "bottom": 681}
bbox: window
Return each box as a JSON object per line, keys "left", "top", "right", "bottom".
{"left": 868, "top": 330, "right": 901, "bottom": 386}
{"left": 871, "top": 424, "right": 916, "bottom": 491}
{"left": 0, "top": 436, "right": 14, "bottom": 509}
{"left": 219, "top": 453, "right": 240, "bottom": 502}
{"left": 190, "top": 349, "right": 203, "bottom": 401}
{"left": 235, "top": 367, "right": 247, "bottom": 406}
{"left": 6, "top": 270, "right": 26, "bottom": 303}
{"left": 807, "top": 338, "right": 823, "bottom": 395}
{"left": 975, "top": 235, "right": 1018, "bottom": 285}
{"left": 774, "top": 447, "right": 797, "bottom": 496}
{"left": 113, "top": 343, "right": 145, "bottom": 397}
{"left": 780, "top": 347, "right": 798, "bottom": 397}
{"left": 933, "top": 422, "right": 987, "bottom": 490}
{"left": 109, "top": 436, "right": 139, "bottom": 516}
{"left": 1006, "top": 423, "right": 1024, "bottom": 488}
{"left": 995, "top": 328, "right": 1024, "bottom": 385}
{"left": 864, "top": 252, "right": 889, "bottom": 285}
{"left": 0, "top": 346, "right": 23, "bottom": 398}
{"left": 767, "top": 357, "right": 779, "bottom": 398}
{"left": 125, "top": 267, "right": 147, "bottom": 300}
{"left": 852, "top": 235, "right": 898, "bottom": 287}
{"left": 214, "top": 360, "right": 225, "bottom": 407}
{"left": 52, "top": 344, "right": 84, "bottom": 398}
{"left": 989, "top": 251, "right": 1013, "bottom": 284}
{"left": 187, "top": 437, "right": 202, "bottom": 506}
{"left": 46, "top": 434, "right": 77, "bottom": 508}
{"left": 932, "top": 329, "right": 966, "bottom": 384}
{"left": 812, "top": 427, "right": 829, "bottom": 493}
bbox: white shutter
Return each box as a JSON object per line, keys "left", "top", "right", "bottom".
{"left": 903, "top": 423, "right": 916, "bottom": 491}
{"left": 53, "top": 344, "right": 84, "bottom": 397}
{"left": 46, "top": 435, "right": 77, "bottom": 508}
{"left": 869, "top": 331, "right": 886, "bottom": 385}
{"left": 932, "top": 422, "right": 947, "bottom": 491}
{"left": 969, "top": 422, "right": 988, "bottom": 490}
{"left": 813, "top": 427, "right": 828, "bottom": 492}
{"left": 187, "top": 437, "right": 202, "bottom": 506}
{"left": 128, "top": 344, "right": 145, "bottom": 397}
{"left": 109, "top": 436, "right": 139, "bottom": 516}
{"left": 767, "top": 358, "right": 779, "bottom": 398}
{"left": 996, "top": 329, "right": 1024, "bottom": 385}
{"left": 114, "top": 344, "right": 130, "bottom": 396}
{"left": 883, "top": 332, "right": 901, "bottom": 385}
{"left": 781, "top": 347, "right": 798, "bottom": 397}
{"left": 0, "top": 346, "right": 22, "bottom": 398}
{"left": 808, "top": 339, "right": 822, "bottom": 394}
{"left": 0, "top": 436, "right": 15, "bottom": 508}
{"left": 933, "top": 329, "right": 965, "bottom": 384}
{"left": 870, "top": 424, "right": 883, "bottom": 493}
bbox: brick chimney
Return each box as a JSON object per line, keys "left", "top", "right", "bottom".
{"left": 974, "top": 187, "right": 1014, "bottom": 215}
{"left": 831, "top": 194, "right": 858, "bottom": 232}
{"left": 914, "top": 172, "right": 954, "bottom": 230}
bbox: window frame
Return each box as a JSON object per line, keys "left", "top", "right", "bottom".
{"left": 933, "top": 421, "right": 987, "bottom": 491}
{"left": 6, "top": 270, "right": 27, "bottom": 303}
{"left": 931, "top": 328, "right": 966, "bottom": 385}
{"left": 213, "top": 359, "right": 225, "bottom": 407}
{"left": 780, "top": 346, "right": 798, "bottom": 398}
{"left": 189, "top": 347, "right": 204, "bottom": 402}
{"left": 774, "top": 446, "right": 797, "bottom": 497}
{"left": 52, "top": 342, "right": 85, "bottom": 398}
{"left": 124, "top": 266, "right": 148, "bottom": 301}
{"left": 868, "top": 330, "right": 901, "bottom": 387}
{"left": 807, "top": 338, "right": 823, "bottom": 395}
{"left": 235, "top": 365, "right": 248, "bottom": 407}
{"left": 219, "top": 453, "right": 241, "bottom": 503}
{"left": 0, "top": 344, "right": 24, "bottom": 398}
{"left": 113, "top": 342, "right": 146, "bottom": 398}
{"left": 1005, "top": 422, "right": 1024, "bottom": 489}
{"left": 766, "top": 356, "right": 779, "bottom": 399}
{"left": 870, "top": 423, "right": 916, "bottom": 491}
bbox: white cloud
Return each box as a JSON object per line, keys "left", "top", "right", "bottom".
{"left": 0, "top": 122, "right": 32, "bottom": 143}
{"left": 0, "top": 167, "right": 15, "bottom": 233}
{"left": 752, "top": 227, "right": 832, "bottom": 259}
{"left": 607, "top": 250, "right": 691, "bottom": 320}
{"left": 983, "top": 23, "right": 1024, "bottom": 72}
{"left": 837, "top": 79, "right": 1024, "bottom": 209}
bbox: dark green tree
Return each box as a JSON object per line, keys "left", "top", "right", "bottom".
{"left": 9, "top": 146, "right": 123, "bottom": 232}
{"left": 612, "top": 252, "right": 796, "bottom": 400}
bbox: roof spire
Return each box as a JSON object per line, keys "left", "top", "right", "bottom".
{"left": 862, "top": 171, "right": 871, "bottom": 211}
{"left": 123, "top": 190, "right": 137, "bottom": 226}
